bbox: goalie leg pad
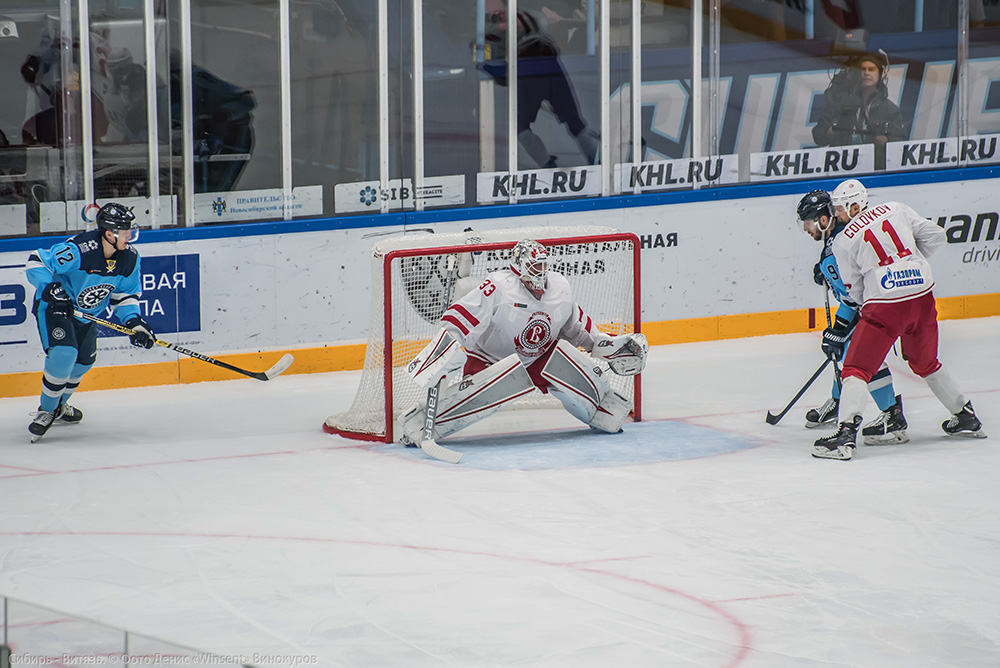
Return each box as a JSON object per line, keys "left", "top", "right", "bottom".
{"left": 542, "top": 340, "right": 633, "bottom": 432}
{"left": 590, "top": 390, "right": 632, "bottom": 434}
{"left": 398, "top": 354, "right": 534, "bottom": 443}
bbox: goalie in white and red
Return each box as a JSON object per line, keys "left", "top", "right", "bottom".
{"left": 398, "top": 239, "right": 648, "bottom": 446}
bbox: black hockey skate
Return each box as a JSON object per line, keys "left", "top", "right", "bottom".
{"left": 862, "top": 395, "right": 909, "bottom": 445}
{"left": 812, "top": 415, "right": 862, "bottom": 460}
{"left": 28, "top": 409, "right": 55, "bottom": 443}
{"left": 942, "top": 401, "right": 987, "bottom": 439}
{"left": 55, "top": 402, "right": 84, "bottom": 424}
{"left": 805, "top": 397, "right": 838, "bottom": 428}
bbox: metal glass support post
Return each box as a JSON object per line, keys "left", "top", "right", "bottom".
{"left": 413, "top": 0, "right": 425, "bottom": 211}
{"left": 957, "top": 0, "right": 970, "bottom": 142}
{"left": 180, "top": 0, "right": 194, "bottom": 225}
{"left": 600, "top": 0, "right": 610, "bottom": 196}
{"left": 586, "top": 0, "right": 596, "bottom": 55}
{"left": 379, "top": 0, "right": 390, "bottom": 213}
{"left": 77, "top": 0, "right": 94, "bottom": 206}
{"left": 805, "top": 0, "right": 815, "bottom": 39}
{"left": 691, "top": 0, "right": 703, "bottom": 162}
{"left": 631, "top": 0, "right": 642, "bottom": 188}
{"left": 143, "top": 0, "right": 160, "bottom": 228}
{"left": 507, "top": 0, "right": 518, "bottom": 204}
{"left": 279, "top": 0, "right": 293, "bottom": 219}
{"left": 915, "top": 0, "right": 925, "bottom": 32}
{"left": 708, "top": 0, "right": 721, "bottom": 171}
{"left": 476, "top": 0, "right": 495, "bottom": 173}
{"left": 58, "top": 0, "right": 80, "bottom": 210}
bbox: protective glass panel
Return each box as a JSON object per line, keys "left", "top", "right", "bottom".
{"left": 421, "top": 0, "right": 484, "bottom": 208}
{"left": 189, "top": 0, "right": 275, "bottom": 223}
{"left": 717, "top": 2, "right": 965, "bottom": 183}
{"left": 511, "top": 1, "right": 602, "bottom": 173}
{"left": 290, "top": 0, "right": 379, "bottom": 217}
{"left": 0, "top": 1, "right": 85, "bottom": 238}
{"left": 611, "top": 1, "right": 698, "bottom": 194}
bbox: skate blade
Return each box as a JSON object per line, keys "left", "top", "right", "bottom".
{"left": 805, "top": 420, "right": 837, "bottom": 429}
{"left": 863, "top": 431, "right": 909, "bottom": 446}
{"left": 812, "top": 446, "right": 854, "bottom": 461}
{"left": 945, "top": 429, "right": 987, "bottom": 439}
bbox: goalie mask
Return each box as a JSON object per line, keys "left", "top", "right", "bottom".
{"left": 510, "top": 240, "right": 549, "bottom": 296}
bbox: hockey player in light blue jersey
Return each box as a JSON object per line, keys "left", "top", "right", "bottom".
{"left": 796, "top": 187, "right": 908, "bottom": 445}
{"left": 25, "top": 202, "right": 156, "bottom": 442}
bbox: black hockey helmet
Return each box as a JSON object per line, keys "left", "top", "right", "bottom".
{"left": 95, "top": 202, "right": 138, "bottom": 241}
{"left": 797, "top": 190, "right": 834, "bottom": 225}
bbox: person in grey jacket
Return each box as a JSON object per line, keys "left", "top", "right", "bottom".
{"left": 812, "top": 51, "right": 907, "bottom": 169}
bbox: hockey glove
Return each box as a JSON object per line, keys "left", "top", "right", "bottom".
{"left": 821, "top": 315, "right": 856, "bottom": 361}
{"left": 594, "top": 332, "right": 649, "bottom": 376}
{"left": 812, "top": 262, "right": 827, "bottom": 287}
{"left": 41, "top": 282, "right": 73, "bottom": 318}
{"left": 125, "top": 316, "right": 156, "bottom": 349}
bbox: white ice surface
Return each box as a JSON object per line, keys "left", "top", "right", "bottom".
{"left": 1, "top": 317, "right": 999, "bottom": 667}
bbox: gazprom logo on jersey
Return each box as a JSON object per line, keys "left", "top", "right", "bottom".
{"left": 96, "top": 254, "right": 201, "bottom": 339}
{"left": 880, "top": 267, "right": 925, "bottom": 290}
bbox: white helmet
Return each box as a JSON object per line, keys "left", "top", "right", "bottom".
{"left": 831, "top": 179, "right": 869, "bottom": 215}
{"left": 510, "top": 239, "right": 549, "bottom": 295}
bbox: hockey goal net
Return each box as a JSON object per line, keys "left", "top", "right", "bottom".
{"left": 323, "top": 226, "right": 642, "bottom": 442}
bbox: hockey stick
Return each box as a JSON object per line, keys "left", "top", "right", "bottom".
{"left": 823, "top": 284, "right": 843, "bottom": 392}
{"left": 415, "top": 254, "right": 463, "bottom": 463}
{"left": 75, "top": 311, "right": 294, "bottom": 381}
{"left": 765, "top": 357, "right": 833, "bottom": 425}
{"left": 766, "top": 272, "right": 841, "bottom": 425}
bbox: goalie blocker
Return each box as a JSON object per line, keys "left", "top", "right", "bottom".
{"left": 398, "top": 333, "right": 647, "bottom": 445}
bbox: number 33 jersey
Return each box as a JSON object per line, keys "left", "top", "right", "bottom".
{"left": 440, "top": 269, "right": 600, "bottom": 368}
{"left": 832, "top": 201, "right": 947, "bottom": 307}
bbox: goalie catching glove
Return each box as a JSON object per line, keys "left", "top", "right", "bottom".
{"left": 592, "top": 332, "right": 649, "bottom": 376}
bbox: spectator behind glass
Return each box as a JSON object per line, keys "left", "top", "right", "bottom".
{"left": 482, "top": 0, "right": 599, "bottom": 169}
{"left": 812, "top": 50, "right": 907, "bottom": 169}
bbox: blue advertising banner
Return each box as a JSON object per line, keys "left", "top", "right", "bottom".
{"left": 96, "top": 253, "right": 201, "bottom": 338}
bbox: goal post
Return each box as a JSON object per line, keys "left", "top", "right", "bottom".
{"left": 324, "top": 226, "right": 642, "bottom": 443}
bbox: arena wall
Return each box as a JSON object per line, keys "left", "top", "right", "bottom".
{"left": 1, "top": 175, "right": 997, "bottom": 397}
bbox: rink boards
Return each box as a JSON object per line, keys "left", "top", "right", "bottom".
{"left": 1, "top": 175, "right": 998, "bottom": 396}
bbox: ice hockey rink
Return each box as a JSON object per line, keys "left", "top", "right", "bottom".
{"left": 1, "top": 316, "right": 998, "bottom": 667}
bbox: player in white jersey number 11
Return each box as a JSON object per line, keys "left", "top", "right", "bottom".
{"left": 398, "top": 239, "right": 649, "bottom": 448}
{"left": 811, "top": 179, "right": 987, "bottom": 461}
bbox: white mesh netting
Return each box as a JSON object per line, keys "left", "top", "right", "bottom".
{"left": 324, "top": 225, "right": 639, "bottom": 441}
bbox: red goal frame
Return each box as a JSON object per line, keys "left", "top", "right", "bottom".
{"left": 326, "top": 232, "right": 642, "bottom": 443}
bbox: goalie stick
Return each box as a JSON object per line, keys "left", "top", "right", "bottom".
{"left": 415, "top": 254, "right": 463, "bottom": 463}
{"left": 75, "top": 311, "right": 294, "bottom": 381}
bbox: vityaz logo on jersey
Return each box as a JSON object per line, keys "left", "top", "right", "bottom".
{"left": 515, "top": 311, "right": 552, "bottom": 358}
